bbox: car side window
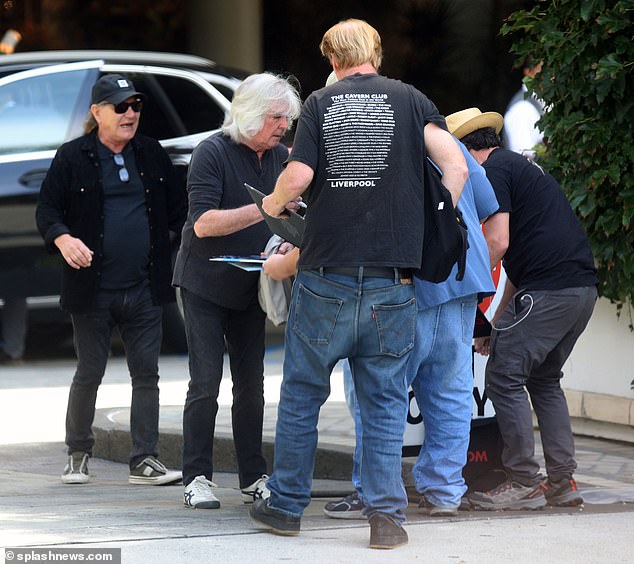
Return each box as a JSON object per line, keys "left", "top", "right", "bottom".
{"left": 154, "top": 74, "right": 226, "bottom": 135}
{"left": 119, "top": 73, "right": 183, "bottom": 141}
{"left": 207, "top": 81, "right": 234, "bottom": 102}
{"left": 0, "top": 69, "right": 88, "bottom": 154}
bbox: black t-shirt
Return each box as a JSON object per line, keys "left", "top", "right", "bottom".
{"left": 291, "top": 73, "right": 446, "bottom": 269}
{"left": 483, "top": 148, "right": 597, "bottom": 290}
{"left": 173, "top": 133, "right": 287, "bottom": 310}
{"left": 97, "top": 140, "right": 150, "bottom": 290}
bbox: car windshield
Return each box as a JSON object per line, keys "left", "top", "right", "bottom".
{"left": 0, "top": 68, "right": 88, "bottom": 155}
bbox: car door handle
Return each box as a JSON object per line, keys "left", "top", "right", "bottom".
{"left": 18, "top": 170, "right": 49, "bottom": 189}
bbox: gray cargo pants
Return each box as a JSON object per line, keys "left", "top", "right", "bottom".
{"left": 485, "top": 285, "right": 597, "bottom": 485}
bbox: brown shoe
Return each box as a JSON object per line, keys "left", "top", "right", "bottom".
{"left": 369, "top": 513, "right": 408, "bottom": 549}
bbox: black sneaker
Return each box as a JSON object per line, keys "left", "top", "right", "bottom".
{"left": 323, "top": 490, "right": 367, "bottom": 520}
{"left": 128, "top": 456, "right": 182, "bottom": 485}
{"left": 541, "top": 477, "right": 583, "bottom": 507}
{"left": 250, "top": 498, "right": 300, "bottom": 536}
{"left": 468, "top": 479, "right": 546, "bottom": 511}
{"left": 61, "top": 452, "right": 90, "bottom": 484}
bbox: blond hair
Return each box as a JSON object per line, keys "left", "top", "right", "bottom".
{"left": 320, "top": 19, "right": 382, "bottom": 71}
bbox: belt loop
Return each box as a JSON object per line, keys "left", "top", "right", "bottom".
{"left": 319, "top": 266, "right": 324, "bottom": 277}
{"left": 359, "top": 266, "right": 364, "bottom": 284}
{"left": 393, "top": 267, "right": 398, "bottom": 283}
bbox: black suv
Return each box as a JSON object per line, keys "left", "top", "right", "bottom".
{"left": 0, "top": 50, "right": 247, "bottom": 351}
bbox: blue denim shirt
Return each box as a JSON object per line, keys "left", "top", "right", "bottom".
{"left": 415, "top": 140, "right": 498, "bottom": 310}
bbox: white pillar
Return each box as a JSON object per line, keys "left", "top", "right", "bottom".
{"left": 188, "top": 0, "right": 262, "bottom": 73}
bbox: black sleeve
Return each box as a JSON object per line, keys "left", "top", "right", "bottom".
{"left": 156, "top": 141, "right": 187, "bottom": 235}
{"left": 483, "top": 160, "right": 513, "bottom": 214}
{"left": 35, "top": 147, "right": 71, "bottom": 253}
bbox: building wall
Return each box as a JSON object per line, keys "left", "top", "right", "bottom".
{"left": 563, "top": 299, "right": 634, "bottom": 443}
{"left": 565, "top": 299, "right": 634, "bottom": 398}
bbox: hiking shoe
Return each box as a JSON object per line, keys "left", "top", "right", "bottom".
{"left": 369, "top": 513, "right": 408, "bottom": 549}
{"left": 241, "top": 475, "right": 270, "bottom": 504}
{"left": 468, "top": 479, "right": 546, "bottom": 511}
{"left": 250, "top": 498, "right": 300, "bottom": 535}
{"left": 418, "top": 495, "right": 459, "bottom": 517}
{"left": 128, "top": 456, "right": 182, "bottom": 485}
{"left": 183, "top": 475, "right": 221, "bottom": 509}
{"left": 323, "top": 490, "right": 367, "bottom": 520}
{"left": 541, "top": 477, "right": 583, "bottom": 507}
{"left": 61, "top": 452, "right": 90, "bottom": 484}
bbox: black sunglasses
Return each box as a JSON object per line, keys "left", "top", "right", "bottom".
{"left": 112, "top": 99, "right": 143, "bottom": 114}
{"left": 113, "top": 153, "right": 130, "bottom": 183}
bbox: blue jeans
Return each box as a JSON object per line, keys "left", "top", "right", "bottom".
{"left": 267, "top": 268, "right": 416, "bottom": 522}
{"left": 408, "top": 295, "right": 477, "bottom": 508}
{"left": 344, "top": 295, "right": 477, "bottom": 509}
{"left": 67, "top": 280, "right": 163, "bottom": 468}
{"left": 180, "top": 289, "right": 267, "bottom": 488}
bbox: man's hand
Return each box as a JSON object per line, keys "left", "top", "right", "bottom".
{"left": 276, "top": 241, "right": 296, "bottom": 255}
{"left": 54, "top": 234, "right": 94, "bottom": 270}
{"left": 263, "top": 161, "right": 314, "bottom": 217}
{"left": 262, "top": 247, "right": 299, "bottom": 280}
{"left": 474, "top": 336, "right": 491, "bottom": 356}
{"left": 262, "top": 193, "right": 286, "bottom": 218}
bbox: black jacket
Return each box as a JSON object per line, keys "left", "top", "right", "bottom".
{"left": 36, "top": 131, "right": 187, "bottom": 313}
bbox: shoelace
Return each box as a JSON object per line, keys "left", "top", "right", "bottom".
{"left": 254, "top": 475, "right": 269, "bottom": 488}
{"left": 192, "top": 476, "right": 218, "bottom": 493}
{"left": 142, "top": 457, "right": 167, "bottom": 473}
{"left": 71, "top": 454, "right": 88, "bottom": 472}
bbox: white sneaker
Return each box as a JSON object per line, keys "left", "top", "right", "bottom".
{"left": 184, "top": 475, "right": 221, "bottom": 509}
{"left": 241, "top": 474, "right": 270, "bottom": 504}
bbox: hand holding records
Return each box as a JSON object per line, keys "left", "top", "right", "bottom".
{"left": 244, "top": 183, "right": 305, "bottom": 247}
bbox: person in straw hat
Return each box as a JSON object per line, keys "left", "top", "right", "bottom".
{"left": 445, "top": 108, "right": 598, "bottom": 511}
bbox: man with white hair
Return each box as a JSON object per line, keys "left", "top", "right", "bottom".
{"left": 250, "top": 19, "right": 467, "bottom": 549}
{"left": 173, "top": 73, "right": 301, "bottom": 510}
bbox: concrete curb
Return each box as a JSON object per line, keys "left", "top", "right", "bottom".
{"left": 93, "top": 407, "right": 417, "bottom": 485}
{"left": 93, "top": 408, "right": 355, "bottom": 481}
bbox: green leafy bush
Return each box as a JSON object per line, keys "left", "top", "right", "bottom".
{"left": 502, "top": 1, "right": 634, "bottom": 314}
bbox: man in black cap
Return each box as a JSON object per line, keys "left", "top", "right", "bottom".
{"left": 36, "top": 74, "right": 187, "bottom": 486}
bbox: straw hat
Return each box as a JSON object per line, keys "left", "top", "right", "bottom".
{"left": 445, "top": 107, "right": 504, "bottom": 140}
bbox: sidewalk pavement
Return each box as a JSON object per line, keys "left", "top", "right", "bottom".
{"left": 1, "top": 343, "right": 634, "bottom": 563}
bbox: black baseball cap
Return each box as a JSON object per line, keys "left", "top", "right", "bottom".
{"left": 91, "top": 74, "right": 146, "bottom": 105}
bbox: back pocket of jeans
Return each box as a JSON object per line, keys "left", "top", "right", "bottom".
{"left": 372, "top": 298, "right": 416, "bottom": 357}
{"left": 292, "top": 283, "right": 343, "bottom": 345}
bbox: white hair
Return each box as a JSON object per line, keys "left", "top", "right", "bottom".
{"left": 222, "top": 73, "right": 302, "bottom": 143}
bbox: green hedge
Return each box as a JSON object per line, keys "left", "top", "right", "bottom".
{"left": 502, "top": 0, "right": 634, "bottom": 318}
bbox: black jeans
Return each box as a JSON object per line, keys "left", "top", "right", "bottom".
{"left": 66, "top": 280, "right": 163, "bottom": 468}
{"left": 181, "top": 288, "right": 267, "bottom": 488}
